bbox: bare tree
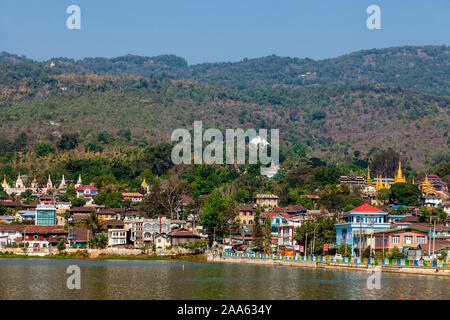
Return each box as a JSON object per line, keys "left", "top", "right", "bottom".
{"left": 160, "top": 175, "right": 184, "bottom": 219}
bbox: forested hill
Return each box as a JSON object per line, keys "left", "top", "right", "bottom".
{"left": 1, "top": 45, "right": 448, "bottom": 94}
{"left": 0, "top": 45, "right": 449, "bottom": 169}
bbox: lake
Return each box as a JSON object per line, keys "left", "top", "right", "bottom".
{"left": 0, "top": 258, "right": 448, "bottom": 299}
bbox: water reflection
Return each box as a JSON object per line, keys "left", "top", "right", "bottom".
{"left": 0, "top": 259, "right": 448, "bottom": 300}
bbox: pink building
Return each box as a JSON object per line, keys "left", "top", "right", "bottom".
{"left": 374, "top": 227, "right": 428, "bottom": 252}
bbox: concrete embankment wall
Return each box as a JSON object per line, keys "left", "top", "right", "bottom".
{"left": 0, "top": 247, "right": 194, "bottom": 258}
{"left": 207, "top": 253, "right": 450, "bottom": 277}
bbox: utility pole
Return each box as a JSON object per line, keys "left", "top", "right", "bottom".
{"left": 305, "top": 232, "right": 308, "bottom": 257}
{"left": 428, "top": 215, "right": 432, "bottom": 259}
{"left": 433, "top": 218, "right": 436, "bottom": 259}
{"left": 359, "top": 220, "right": 362, "bottom": 257}
{"left": 370, "top": 220, "right": 374, "bottom": 258}
{"left": 312, "top": 223, "right": 316, "bottom": 256}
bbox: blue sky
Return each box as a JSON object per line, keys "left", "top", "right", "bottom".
{"left": 0, "top": 0, "right": 448, "bottom": 64}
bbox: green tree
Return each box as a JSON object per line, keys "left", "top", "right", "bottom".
{"left": 390, "top": 182, "right": 421, "bottom": 206}
{"left": 296, "top": 196, "right": 313, "bottom": 210}
{"left": 13, "top": 132, "right": 28, "bottom": 151}
{"left": 390, "top": 206, "right": 407, "bottom": 215}
{"left": 71, "top": 197, "right": 86, "bottom": 207}
{"left": 139, "top": 182, "right": 166, "bottom": 218}
{"left": 337, "top": 244, "right": 352, "bottom": 258}
{"left": 362, "top": 245, "right": 372, "bottom": 258}
{"left": 389, "top": 246, "right": 404, "bottom": 259}
{"left": 0, "top": 186, "right": 8, "bottom": 200}
{"left": 252, "top": 209, "right": 264, "bottom": 252}
{"left": 418, "top": 207, "right": 447, "bottom": 224}
{"left": 376, "top": 188, "right": 391, "bottom": 204}
{"left": 141, "top": 142, "right": 174, "bottom": 176}
{"left": 0, "top": 203, "right": 7, "bottom": 215}
{"left": 77, "top": 212, "right": 106, "bottom": 235}
{"left": 88, "top": 234, "right": 108, "bottom": 249}
{"left": 57, "top": 133, "right": 79, "bottom": 150}
{"left": 201, "top": 189, "right": 238, "bottom": 241}
{"left": 264, "top": 215, "right": 272, "bottom": 253}
{"left": 57, "top": 238, "right": 66, "bottom": 252}
{"left": 235, "top": 189, "right": 251, "bottom": 203}
{"left": 294, "top": 216, "right": 336, "bottom": 255}
{"left": 34, "top": 143, "right": 55, "bottom": 157}
{"left": 65, "top": 186, "right": 77, "bottom": 198}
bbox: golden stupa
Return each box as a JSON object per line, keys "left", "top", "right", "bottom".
{"left": 420, "top": 175, "right": 436, "bottom": 195}
{"left": 141, "top": 177, "right": 148, "bottom": 189}
{"left": 393, "top": 160, "right": 406, "bottom": 183}
{"left": 2, "top": 175, "right": 9, "bottom": 188}
{"left": 364, "top": 167, "right": 375, "bottom": 188}
{"left": 383, "top": 176, "right": 390, "bottom": 189}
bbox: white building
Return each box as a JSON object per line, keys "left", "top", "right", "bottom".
{"left": 108, "top": 229, "right": 127, "bottom": 247}
{"left": 0, "top": 225, "right": 25, "bottom": 246}
{"left": 129, "top": 217, "right": 171, "bottom": 247}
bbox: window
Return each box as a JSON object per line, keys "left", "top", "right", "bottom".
{"left": 405, "top": 236, "right": 412, "bottom": 244}
{"left": 391, "top": 235, "right": 400, "bottom": 244}
{"left": 417, "top": 236, "right": 426, "bottom": 244}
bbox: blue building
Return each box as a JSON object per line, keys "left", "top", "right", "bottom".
{"left": 335, "top": 203, "right": 390, "bottom": 256}
{"left": 35, "top": 203, "right": 57, "bottom": 226}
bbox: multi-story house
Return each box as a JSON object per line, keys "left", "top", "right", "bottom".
{"left": 254, "top": 194, "right": 279, "bottom": 210}
{"left": 0, "top": 225, "right": 26, "bottom": 246}
{"left": 335, "top": 203, "right": 390, "bottom": 256}
{"left": 236, "top": 203, "right": 257, "bottom": 226}
{"left": 129, "top": 217, "right": 171, "bottom": 247}
{"left": 374, "top": 227, "right": 428, "bottom": 253}
{"left": 76, "top": 185, "right": 99, "bottom": 203}
{"left": 22, "top": 225, "right": 68, "bottom": 248}
{"left": 108, "top": 229, "right": 127, "bottom": 247}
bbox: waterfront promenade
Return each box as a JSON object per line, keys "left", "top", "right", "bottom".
{"left": 207, "top": 251, "right": 450, "bottom": 276}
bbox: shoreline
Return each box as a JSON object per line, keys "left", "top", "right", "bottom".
{"left": 0, "top": 251, "right": 207, "bottom": 262}
{"left": 207, "top": 253, "right": 450, "bottom": 277}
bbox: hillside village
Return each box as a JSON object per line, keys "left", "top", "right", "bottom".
{"left": 0, "top": 158, "right": 449, "bottom": 261}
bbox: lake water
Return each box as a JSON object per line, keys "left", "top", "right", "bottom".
{"left": 0, "top": 258, "right": 448, "bottom": 299}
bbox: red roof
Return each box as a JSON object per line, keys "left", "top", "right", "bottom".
{"left": 260, "top": 212, "right": 290, "bottom": 219}
{"left": 76, "top": 185, "right": 99, "bottom": 191}
{"left": 122, "top": 192, "right": 143, "bottom": 197}
{"left": 349, "top": 203, "right": 384, "bottom": 213}
{"left": 23, "top": 225, "right": 68, "bottom": 234}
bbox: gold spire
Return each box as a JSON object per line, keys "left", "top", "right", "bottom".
{"left": 141, "top": 177, "right": 148, "bottom": 188}
{"left": 394, "top": 159, "right": 406, "bottom": 183}
{"left": 375, "top": 175, "right": 381, "bottom": 190}
{"left": 2, "top": 175, "right": 7, "bottom": 186}
{"left": 384, "top": 176, "right": 389, "bottom": 189}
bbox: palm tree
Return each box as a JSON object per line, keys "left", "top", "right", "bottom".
{"left": 77, "top": 211, "right": 106, "bottom": 235}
